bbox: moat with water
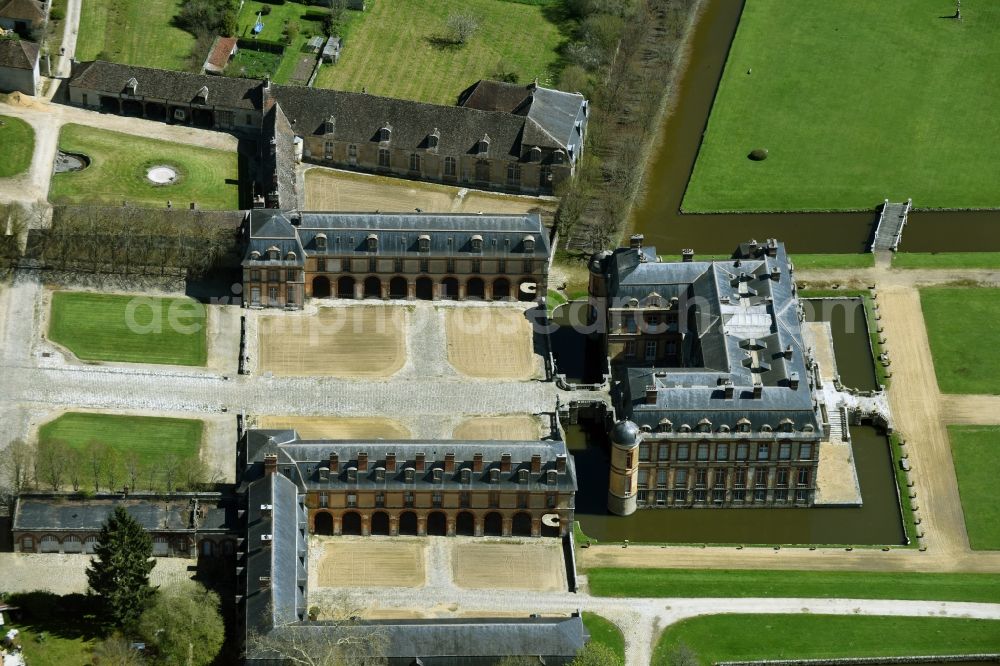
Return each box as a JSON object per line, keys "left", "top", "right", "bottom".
{"left": 566, "top": 299, "right": 905, "bottom": 546}
{"left": 628, "top": 0, "right": 1000, "bottom": 254}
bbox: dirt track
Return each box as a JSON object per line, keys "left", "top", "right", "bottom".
{"left": 452, "top": 415, "right": 543, "bottom": 441}
{"left": 445, "top": 308, "right": 538, "bottom": 379}
{"left": 257, "top": 416, "right": 411, "bottom": 439}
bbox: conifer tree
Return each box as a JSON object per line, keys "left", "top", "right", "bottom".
{"left": 86, "top": 505, "right": 156, "bottom": 627}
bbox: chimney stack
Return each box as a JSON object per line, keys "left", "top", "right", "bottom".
{"left": 770, "top": 265, "right": 780, "bottom": 281}
{"left": 556, "top": 454, "right": 567, "bottom": 473}
{"left": 748, "top": 239, "right": 759, "bottom": 255}
{"left": 357, "top": 451, "right": 368, "bottom": 473}
{"left": 531, "top": 454, "right": 542, "bottom": 474}
{"left": 264, "top": 454, "right": 277, "bottom": 476}
{"left": 645, "top": 386, "right": 657, "bottom": 405}
{"left": 629, "top": 234, "right": 644, "bottom": 250}
{"left": 789, "top": 372, "right": 800, "bottom": 390}
{"left": 386, "top": 452, "right": 397, "bottom": 473}
{"left": 445, "top": 452, "right": 456, "bottom": 474}
{"left": 415, "top": 452, "right": 426, "bottom": 472}
{"left": 473, "top": 453, "right": 484, "bottom": 473}
{"left": 784, "top": 345, "right": 793, "bottom": 360}
{"left": 766, "top": 238, "right": 778, "bottom": 257}
{"left": 329, "top": 452, "right": 339, "bottom": 471}
{"left": 682, "top": 249, "right": 695, "bottom": 262}
{"left": 500, "top": 453, "right": 512, "bottom": 473}
{"left": 724, "top": 384, "right": 734, "bottom": 399}
{"left": 753, "top": 384, "right": 763, "bottom": 399}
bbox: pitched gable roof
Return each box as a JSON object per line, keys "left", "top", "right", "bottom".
{"left": 0, "top": 0, "right": 45, "bottom": 22}
{"left": 0, "top": 38, "right": 38, "bottom": 70}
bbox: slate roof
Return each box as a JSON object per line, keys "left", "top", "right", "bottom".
{"left": 256, "top": 616, "right": 587, "bottom": 664}
{"left": 243, "top": 210, "right": 550, "bottom": 265}
{"left": 0, "top": 0, "right": 45, "bottom": 23}
{"left": 269, "top": 84, "right": 526, "bottom": 158}
{"left": 244, "top": 473, "right": 307, "bottom": 640}
{"left": 457, "top": 80, "right": 534, "bottom": 114}
{"left": 261, "top": 104, "right": 298, "bottom": 209}
{"left": 69, "top": 61, "right": 262, "bottom": 110}
{"left": 243, "top": 430, "right": 577, "bottom": 494}
{"left": 0, "top": 38, "right": 38, "bottom": 70}
{"left": 13, "top": 494, "right": 235, "bottom": 533}
{"left": 603, "top": 240, "right": 822, "bottom": 435}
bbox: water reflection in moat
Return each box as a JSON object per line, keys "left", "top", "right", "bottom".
{"left": 567, "top": 299, "right": 903, "bottom": 545}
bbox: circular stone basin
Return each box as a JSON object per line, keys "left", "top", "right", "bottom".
{"left": 147, "top": 165, "right": 179, "bottom": 184}
{"left": 54, "top": 150, "right": 90, "bottom": 173}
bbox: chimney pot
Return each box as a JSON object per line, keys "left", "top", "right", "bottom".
{"left": 556, "top": 454, "right": 567, "bottom": 473}
{"left": 415, "top": 452, "right": 426, "bottom": 472}
{"left": 329, "top": 452, "right": 339, "bottom": 471}
{"left": 531, "top": 454, "right": 542, "bottom": 474}
{"left": 386, "top": 452, "right": 397, "bottom": 473}
{"left": 789, "top": 372, "right": 800, "bottom": 390}
{"left": 500, "top": 453, "right": 512, "bottom": 473}
{"left": 264, "top": 454, "right": 277, "bottom": 476}
{"left": 784, "top": 345, "right": 793, "bottom": 360}
{"left": 753, "top": 384, "right": 763, "bottom": 399}
{"left": 629, "top": 234, "right": 644, "bottom": 250}
{"left": 445, "top": 452, "right": 456, "bottom": 474}
{"left": 645, "top": 386, "right": 657, "bottom": 405}
{"left": 357, "top": 451, "right": 368, "bottom": 473}
{"left": 473, "top": 453, "right": 484, "bottom": 473}
{"left": 682, "top": 249, "right": 695, "bottom": 262}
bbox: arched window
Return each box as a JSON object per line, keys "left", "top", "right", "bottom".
{"left": 658, "top": 419, "right": 672, "bottom": 433}
{"left": 529, "top": 145, "right": 541, "bottom": 162}
{"left": 523, "top": 235, "right": 535, "bottom": 253}
{"left": 285, "top": 251, "right": 297, "bottom": 261}
{"left": 315, "top": 233, "right": 327, "bottom": 252}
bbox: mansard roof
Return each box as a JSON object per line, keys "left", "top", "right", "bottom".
{"left": 69, "top": 60, "right": 262, "bottom": 110}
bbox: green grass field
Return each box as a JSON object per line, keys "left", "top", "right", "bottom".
{"left": 39, "top": 412, "right": 203, "bottom": 468}
{"left": 586, "top": 568, "right": 1000, "bottom": 603}
{"left": 49, "top": 291, "right": 208, "bottom": 366}
{"left": 652, "top": 615, "right": 1000, "bottom": 665}
{"left": 920, "top": 287, "right": 1000, "bottom": 394}
{"left": 0, "top": 115, "right": 34, "bottom": 178}
{"left": 949, "top": 425, "right": 1000, "bottom": 550}
{"left": 582, "top": 613, "right": 625, "bottom": 664}
{"left": 50, "top": 124, "right": 239, "bottom": 210}
{"left": 314, "top": 0, "right": 564, "bottom": 104}
{"left": 894, "top": 252, "right": 1000, "bottom": 269}
{"left": 76, "top": 0, "right": 194, "bottom": 70}
{"left": 683, "top": 0, "right": 1000, "bottom": 212}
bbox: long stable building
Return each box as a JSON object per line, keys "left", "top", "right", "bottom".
{"left": 589, "top": 237, "right": 826, "bottom": 514}
{"left": 66, "top": 61, "right": 587, "bottom": 202}
{"left": 241, "top": 429, "right": 577, "bottom": 539}
{"left": 241, "top": 209, "right": 550, "bottom": 307}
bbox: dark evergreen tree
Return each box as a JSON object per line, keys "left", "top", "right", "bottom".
{"left": 85, "top": 505, "right": 156, "bottom": 628}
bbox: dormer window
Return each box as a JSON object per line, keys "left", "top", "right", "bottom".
{"left": 432, "top": 468, "right": 443, "bottom": 483}
{"left": 737, "top": 418, "right": 752, "bottom": 433}
{"left": 470, "top": 234, "right": 483, "bottom": 252}
{"left": 347, "top": 467, "right": 357, "bottom": 482}
{"left": 379, "top": 124, "right": 392, "bottom": 142}
{"left": 250, "top": 250, "right": 261, "bottom": 260}
{"left": 285, "top": 251, "right": 297, "bottom": 261}
{"left": 489, "top": 468, "right": 500, "bottom": 483}
{"left": 367, "top": 234, "right": 378, "bottom": 252}
{"left": 658, "top": 419, "right": 672, "bottom": 433}
{"left": 267, "top": 247, "right": 280, "bottom": 261}
{"left": 529, "top": 146, "right": 541, "bottom": 162}
{"left": 546, "top": 470, "right": 557, "bottom": 485}
{"left": 427, "top": 129, "right": 440, "bottom": 149}
{"left": 324, "top": 116, "right": 335, "bottom": 135}
{"left": 553, "top": 149, "right": 566, "bottom": 164}
{"left": 460, "top": 468, "right": 471, "bottom": 483}
{"left": 477, "top": 134, "right": 490, "bottom": 156}
{"left": 418, "top": 234, "right": 430, "bottom": 252}
{"left": 523, "top": 235, "right": 535, "bottom": 253}
{"left": 126, "top": 77, "right": 138, "bottom": 95}
{"left": 404, "top": 467, "right": 415, "bottom": 482}
{"left": 697, "top": 418, "right": 712, "bottom": 433}
{"left": 518, "top": 469, "right": 528, "bottom": 484}
{"left": 196, "top": 86, "right": 209, "bottom": 104}
{"left": 315, "top": 233, "right": 327, "bottom": 252}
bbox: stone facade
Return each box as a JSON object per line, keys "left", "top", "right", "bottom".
{"left": 241, "top": 210, "right": 551, "bottom": 308}
{"left": 590, "top": 237, "right": 825, "bottom": 513}
{"left": 0, "top": 38, "right": 39, "bottom": 95}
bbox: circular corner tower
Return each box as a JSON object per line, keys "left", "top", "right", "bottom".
{"left": 607, "top": 419, "right": 641, "bottom": 516}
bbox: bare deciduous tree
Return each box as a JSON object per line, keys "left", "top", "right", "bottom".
{"left": 445, "top": 12, "right": 479, "bottom": 44}
{"left": 0, "top": 439, "right": 36, "bottom": 495}
{"left": 38, "top": 439, "right": 68, "bottom": 490}
{"left": 88, "top": 440, "right": 107, "bottom": 492}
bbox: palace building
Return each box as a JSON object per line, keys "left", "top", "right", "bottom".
{"left": 240, "top": 429, "right": 577, "bottom": 539}
{"left": 241, "top": 210, "right": 550, "bottom": 308}
{"left": 589, "top": 237, "right": 826, "bottom": 514}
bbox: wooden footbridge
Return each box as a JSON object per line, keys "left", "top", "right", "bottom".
{"left": 870, "top": 198, "right": 912, "bottom": 252}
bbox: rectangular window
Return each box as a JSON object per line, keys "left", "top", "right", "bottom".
{"left": 432, "top": 492, "right": 443, "bottom": 507}
{"left": 348, "top": 144, "right": 357, "bottom": 158}
{"left": 658, "top": 445, "right": 670, "bottom": 461}
{"left": 324, "top": 140, "right": 334, "bottom": 157}
{"left": 507, "top": 162, "right": 521, "bottom": 186}
{"left": 268, "top": 269, "right": 279, "bottom": 282}
{"left": 250, "top": 287, "right": 261, "bottom": 306}
{"left": 637, "top": 489, "right": 648, "bottom": 504}
{"left": 250, "top": 269, "right": 260, "bottom": 281}
{"left": 546, "top": 493, "right": 557, "bottom": 509}
{"left": 518, "top": 493, "right": 528, "bottom": 509}
{"left": 409, "top": 153, "right": 421, "bottom": 172}
{"left": 656, "top": 468, "right": 668, "bottom": 487}
{"left": 779, "top": 443, "right": 792, "bottom": 460}
{"left": 316, "top": 258, "right": 326, "bottom": 272}
{"left": 656, "top": 490, "right": 667, "bottom": 505}
{"left": 677, "top": 444, "right": 690, "bottom": 461}
{"left": 734, "top": 468, "right": 747, "bottom": 488}
{"left": 695, "top": 469, "right": 707, "bottom": 487}
{"left": 644, "top": 340, "right": 658, "bottom": 361}
{"left": 471, "top": 259, "right": 481, "bottom": 274}
{"left": 736, "top": 443, "right": 749, "bottom": 460}
{"left": 713, "top": 469, "right": 727, "bottom": 487}
{"left": 799, "top": 443, "right": 813, "bottom": 460}
{"left": 795, "top": 489, "right": 809, "bottom": 502}
{"left": 757, "top": 444, "right": 770, "bottom": 461}
{"left": 286, "top": 269, "right": 299, "bottom": 282}
{"left": 713, "top": 488, "right": 725, "bottom": 504}
{"left": 404, "top": 492, "right": 414, "bottom": 507}
{"left": 754, "top": 488, "right": 767, "bottom": 502}
{"left": 319, "top": 493, "right": 328, "bottom": 508}
{"left": 378, "top": 148, "right": 390, "bottom": 167}
{"left": 697, "top": 444, "right": 709, "bottom": 461}
{"left": 776, "top": 468, "right": 789, "bottom": 487}
{"left": 755, "top": 468, "right": 768, "bottom": 487}
{"left": 346, "top": 494, "right": 357, "bottom": 507}
{"left": 639, "top": 444, "right": 650, "bottom": 461}
{"left": 268, "top": 286, "right": 278, "bottom": 305}
{"left": 694, "top": 489, "right": 706, "bottom": 503}
{"left": 375, "top": 493, "right": 385, "bottom": 507}
{"left": 674, "top": 468, "right": 688, "bottom": 487}
{"left": 673, "top": 488, "right": 686, "bottom": 503}
{"left": 716, "top": 443, "right": 729, "bottom": 461}
{"left": 489, "top": 491, "right": 500, "bottom": 508}
{"left": 775, "top": 489, "right": 788, "bottom": 502}
{"left": 624, "top": 340, "right": 636, "bottom": 359}
{"left": 637, "top": 469, "right": 649, "bottom": 488}
{"left": 733, "top": 489, "right": 746, "bottom": 501}
{"left": 797, "top": 467, "right": 811, "bottom": 486}
{"left": 444, "top": 156, "right": 456, "bottom": 177}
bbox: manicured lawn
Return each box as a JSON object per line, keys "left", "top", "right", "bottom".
{"left": 582, "top": 613, "right": 624, "bottom": 664}
{"left": 50, "top": 124, "right": 239, "bottom": 210}
{"left": 652, "top": 615, "right": 1000, "bottom": 665}
{"left": 315, "top": 0, "right": 564, "bottom": 105}
{"left": 683, "top": 0, "right": 1000, "bottom": 212}
{"left": 49, "top": 291, "right": 208, "bottom": 366}
{"left": 791, "top": 253, "right": 875, "bottom": 270}
{"left": 0, "top": 114, "right": 34, "bottom": 178}
{"left": 76, "top": 0, "right": 194, "bottom": 70}
{"left": 234, "top": 1, "right": 337, "bottom": 84}
{"left": 895, "top": 252, "right": 1000, "bottom": 269}
{"left": 920, "top": 287, "right": 1000, "bottom": 394}
{"left": 587, "top": 568, "right": 1000, "bottom": 603}
{"left": 949, "top": 425, "right": 1000, "bottom": 550}
{"left": 226, "top": 47, "right": 283, "bottom": 80}
{"left": 39, "top": 412, "right": 203, "bottom": 468}
{"left": 6, "top": 593, "right": 100, "bottom": 666}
